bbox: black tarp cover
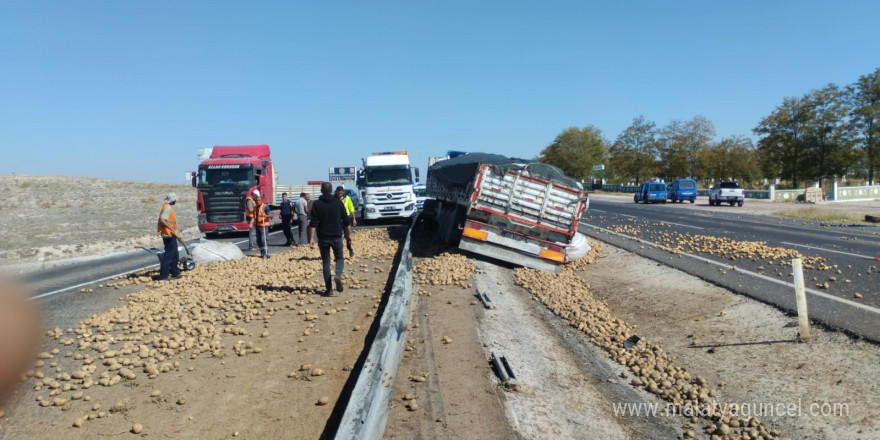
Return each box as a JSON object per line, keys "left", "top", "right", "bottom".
{"left": 428, "top": 153, "right": 582, "bottom": 190}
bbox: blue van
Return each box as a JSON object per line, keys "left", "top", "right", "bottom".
{"left": 667, "top": 178, "right": 697, "bottom": 203}
{"left": 634, "top": 182, "right": 667, "bottom": 204}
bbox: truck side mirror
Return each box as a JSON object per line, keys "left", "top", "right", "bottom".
{"left": 414, "top": 168, "right": 420, "bottom": 183}
{"left": 190, "top": 171, "right": 197, "bottom": 188}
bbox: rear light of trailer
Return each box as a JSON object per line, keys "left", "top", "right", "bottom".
{"left": 462, "top": 226, "right": 489, "bottom": 241}
{"left": 539, "top": 248, "right": 565, "bottom": 262}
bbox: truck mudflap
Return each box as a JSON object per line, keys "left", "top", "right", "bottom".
{"left": 460, "top": 219, "right": 565, "bottom": 272}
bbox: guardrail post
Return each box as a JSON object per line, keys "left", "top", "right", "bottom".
{"left": 792, "top": 258, "right": 810, "bottom": 341}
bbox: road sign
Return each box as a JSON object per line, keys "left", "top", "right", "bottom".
{"left": 329, "top": 167, "right": 357, "bottom": 183}
{"left": 592, "top": 164, "right": 605, "bottom": 171}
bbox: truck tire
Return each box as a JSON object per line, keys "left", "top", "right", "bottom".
{"left": 737, "top": 200, "right": 744, "bottom": 207}
{"left": 689, "top": 199, "right": 695, "bottom": 204}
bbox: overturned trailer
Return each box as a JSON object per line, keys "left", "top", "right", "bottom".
{"left": 426, "top": 153, "right": 589, "bottom": 272}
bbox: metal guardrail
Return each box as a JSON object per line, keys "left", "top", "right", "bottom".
{"left": 335, "top": 220, "right": 416, "bottom": 439}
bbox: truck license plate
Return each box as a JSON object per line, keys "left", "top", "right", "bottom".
{"left": 381, "top": 206, "right": 396, "bottom": 211}
{"left": 502, "top": 231, "right": 526, "bottom": 242}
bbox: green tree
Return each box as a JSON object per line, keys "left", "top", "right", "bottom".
{"left": 658, "top": 116, "right": 716, "bottom": 179}
{"left": 755, "top": 97, "right": 810, "bottom": 187}
{"left": 802, "top": 84, "right": 853, "bottom": 186}
{"left": 538, "top": 126, "right": 607, "bottom": 181}
{"left": 608, "top": 116, "right": 659, "bottom": 184}
{"left": 702, "top": 136, "right": 760, "bottom": 185}
{"left": 849, "top": 67, "right": 880, "bottom": 184}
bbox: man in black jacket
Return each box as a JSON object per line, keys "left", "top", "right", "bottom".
{"left": 279, "top": 192, "right": 294, "bottom": 246}
{"left": 309, "top": 182, "right": 352, "bottom": 295}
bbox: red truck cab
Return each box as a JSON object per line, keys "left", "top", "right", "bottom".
{"left": 193, "top": 145, "right": 279, "bottom": 235}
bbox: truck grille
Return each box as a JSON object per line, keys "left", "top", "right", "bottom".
{"left": 205, "top": 194, "right": 245, "bottom": 223}
{"left": 373, "top": 192, "right": 409, "bottom": 205}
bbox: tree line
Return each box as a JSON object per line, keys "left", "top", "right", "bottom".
{"left": 538, "top": 67, "right": 879, "bottom": 189}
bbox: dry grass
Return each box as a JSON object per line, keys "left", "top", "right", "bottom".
{"left": 773, "top": 206, "right": 867, "bottom": 223}
{"left": 0, "top": 174, "right": 199, "bottom": 266}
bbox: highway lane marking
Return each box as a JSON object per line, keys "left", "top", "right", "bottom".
{"left": 780, "top": 242, "right": 876, "bottom": 260}
{"left": 28, "top": 232, "right": 281, "bottom": 301}
{"left": 29, "top": 264, "right": 160, "bottom": 301}
{"left": 582, "top": 224, "right": 880, "bottom": 315}
{"left": 658, "top": 221, "right": 704, "bottom": 230}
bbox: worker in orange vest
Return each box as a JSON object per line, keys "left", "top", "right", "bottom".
{"left": 253, "top": 192, "right": 273, "bottom": 258}
{"left": 245, "top": 190, "right": 259, "bottom": 251}
{"left": 156, "top": 192, "right": 182, "bottom": 280}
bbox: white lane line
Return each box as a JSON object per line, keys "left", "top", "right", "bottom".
{"left": 29, "top": 232, "right": 279, "bottom": 301}
{"left": 29, "top": 264, "right": 160, "bottom": 301}
{"left": 590, "top": 209, "right": 606, "bottom": 213}
{"left": 659, "top": 221, "right": 704, "bottom": 230}
{"left": 620, "top": 214, "right": 637, "bottom": 219}
{"left": 583, "top": 224, "right": 880, "bottom": 315}
{"left": 780, "top": 242, "right": 875, "bottom": 260}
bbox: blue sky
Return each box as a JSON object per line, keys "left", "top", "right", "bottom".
{"left": 1, "top": 1, "right": 878, "bottom": 184}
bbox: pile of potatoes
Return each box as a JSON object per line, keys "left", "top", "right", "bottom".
{"left": 18, "top": 228, "right": 399, "bottom": 429}
{"left": 413, "top": 252, "right": 475, "bottom": 287}
{"left": 610, "top": 221, "right": 830, "bottom": 272}
{"left": 515, "top": 263, "right": 788, "bottom": 440}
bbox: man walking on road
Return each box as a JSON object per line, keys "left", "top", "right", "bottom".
{"left": 280, "top": 192, "right": 294, "bottom": 246}
{"left": 245, "top": 190, "right": 259, "bottom": 250}
{"left": 295, "top": 192, "right": 310, "bottom": 246}
{"left": 336, "top": 186, "right": 356, "bottom": 257}
{"left": 253, "top": 192, "right": 272, "bottom": 258}
{"left": 156, "top": 192, "right": 181, "bottom": 280}
{"left": 309, "top": 182, "right": 351, "bottom": 295}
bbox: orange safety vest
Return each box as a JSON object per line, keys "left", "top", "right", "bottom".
{"left": 255, "top": 202, "right": 272, "bottom": 227}
{"left": 244, "top": 196, "right": 255, "bottom": 219}
{"left": 157, "top": 203, "right": 177, "bottom": 236}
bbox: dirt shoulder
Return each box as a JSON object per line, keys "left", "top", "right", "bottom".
{"left": 0, "top": 229, "right": 400, "bottom": 439}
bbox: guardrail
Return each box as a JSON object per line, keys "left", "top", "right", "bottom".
{"left": 335, "top": 220, "right": 416, "bottom": 439}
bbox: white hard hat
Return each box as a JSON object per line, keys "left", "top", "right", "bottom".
{"left": 252, "top": 190, "right": 261, "bottom": 197}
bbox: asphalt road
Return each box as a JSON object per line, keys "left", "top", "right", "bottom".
{"left": 580, "top": 198, "right": 880, "bottom": 342}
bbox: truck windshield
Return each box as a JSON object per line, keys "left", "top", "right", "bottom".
{"left": 197, "top": 167, "right": 254, "bottom": 188}
{"left": 414, "top": 187, "right": 426, "bottom": 197}
{"left": 364, "top": 165, "right": 412, "bottom": 186}
{"left": 649, "top": 184, "right": 665, "bottom": 191}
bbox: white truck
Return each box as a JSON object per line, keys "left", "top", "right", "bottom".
{"left": 358, "top": 151, "right": 419, "bottom": 223}
{"left": 708, "top": 182, "right": 745, "bottom": 206}
{"left": 426, "top": 153, "right": 589, "bottom": 272}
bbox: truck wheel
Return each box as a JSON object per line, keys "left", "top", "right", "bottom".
{"left": 634, "top": 196, "right": 638, "bottom": 203}
{"left": 737, "top": 201, "right": 744, "bottom": 207}
{"left": 689, "top": 199, "right": 695, "bottom": 204}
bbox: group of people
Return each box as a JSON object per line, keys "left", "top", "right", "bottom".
{"left": 157, "top": 183, "right": 357, "bottom": 295}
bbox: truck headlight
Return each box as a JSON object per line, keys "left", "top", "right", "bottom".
{"left": 404, "top": 203, "right": 415, "bottom": 211}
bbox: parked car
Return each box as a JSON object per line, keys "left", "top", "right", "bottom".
{"left": 708, "top": 182, "right": 744, "bottom": 206}
{"left": 634, "top": 182, "right": 668, "bottom": 204}
{"left": 667, "top": 178, "right": 697, "bottom": 203}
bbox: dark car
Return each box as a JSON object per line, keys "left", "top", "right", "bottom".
{"left": 634, "top": 182, "right": 667, "bottom": 204}
{"left": 667, "top": 178, "right": 697, "bottom": 203}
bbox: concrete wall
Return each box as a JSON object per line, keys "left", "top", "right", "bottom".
{"left": 834, "top": 184, "right": 880, "bottom": 201}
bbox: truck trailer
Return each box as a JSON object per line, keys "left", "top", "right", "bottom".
{"left": 193, "top": 145, "right": 281, "bottom": 236}
{"left": 426, "top": 153, "right": 588, "bottom": 272}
